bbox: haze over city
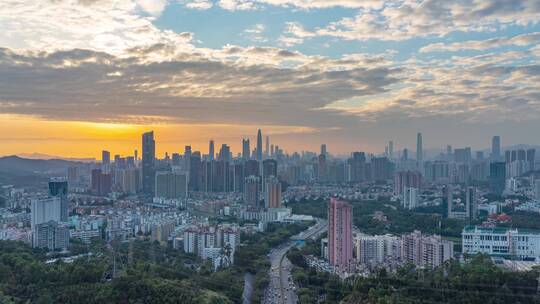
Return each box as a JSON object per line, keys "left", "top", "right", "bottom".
{"left": 2, "top": 2, "right": 540, "bottom": 304}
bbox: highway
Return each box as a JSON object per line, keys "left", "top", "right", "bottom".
{"left": 263, "top": 220, "right": 327, "bottom": 304}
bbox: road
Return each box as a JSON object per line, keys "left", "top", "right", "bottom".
{"left": 263, "top": 220, "right": 328, "bottom": 304}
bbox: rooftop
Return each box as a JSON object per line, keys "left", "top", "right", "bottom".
{"left": 463, "top": 225, "right": 540, "bottom": 235}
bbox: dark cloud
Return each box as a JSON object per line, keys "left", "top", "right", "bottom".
{"left": 0, "top": 47, "right": 399, "bottom": 130}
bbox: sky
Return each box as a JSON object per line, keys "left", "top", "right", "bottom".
{"left": 1, "top": 0, "right": 540, "bottom": 159}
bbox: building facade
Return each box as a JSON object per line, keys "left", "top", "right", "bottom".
{"left": 327, "top": 198, "right": 353, "bottom": 269}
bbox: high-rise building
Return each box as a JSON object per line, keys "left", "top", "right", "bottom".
{"left": 67, "top": 166, "right": 78, "bottom": 185}
{"left": 371, "top": 157, "right": 393, "bottom": 181}
{"left": 534, "top": 180, "right": 540, "bottom": 201}
{"left": 454, "top": 147, "right": 472, "bottom": 164}
{"left": 466, "top": 186, "right": 478, "bottom": 220}
{"left": 209, "top": 140, "right": 215, "bottom": 161}
{"left": 33, "top": 220, "right": 69, "bottom": 250}
{"left": 218, "top": 144, "right": 231, "bottom": 161}
{"left": 242, "top": 138, "right": 250, "bottom": 160}
{"left": 48, "top": 178, "right": 68, "bottom": 222}
{"left": 492, "top": 136, "right": 501, "bottom": 161}
{"left": 416, "top": 132, "right": 423, "bottom": 163}
{"left": 424, "top": 161, "right": 450, "bottom": 183}
{"left": 122, "top": 168, "right": 140, "bottom": 194}
{"left": 90, "top": 169, "right": 112, "bottom": 196}
{"left": 244, "top": 159, "right": 260, "bottom": 178}
{"left": 256, "top": 129, "right": 263, "bottom": 161}
{"left": 189, "top": 152, "right": 202, "bottom": 191}
{"left": 443, "top": 184, "right": 454, "bottom": 218}
{"left": 348, "top": 152, "right": 366, "bottom": 182}
{"left": 321, "top": 144, "right": 327, "bottom": 156}
{"left": 262, "top": 159, "right": 278, "bottom": 179}
{"left": 402, "top": 231, "right": 453, "bottom": 268}
{"left": 327, "top": 198, "right": 353, "bottom": 269}
{"left": 265, "top": 136, "right": 270, "bottom": 159}
{"left": 264, "top": 176, "right": 281, "bottom": 209}
{"left": 155, "top": 172, "right": 188, "bottom": 199}
{"left": 244, "top": 175, "right": 261, "bottom": 209}
{"left": 388, "top": 141, "right": 394, "bottom": 159}
{"left": 394, "top": 170, "right": 422, "bottom": 196}
{"left": 31, "top": 197, "right": 62, "bottom": 229}
{"left": 489, "top": 162, "right": 506, "bottom": 196}
{"left": 318, "top": 153, "right": 327, "bottom": 182}
{"left": 403, "top": 187, "right": 418, "bottom": 210}
{"left": 402, "top": 148, "right": 409, "bottom": 161}
{"left": 172, "top": 153, "right": 181, "bottom": 166}
{"left": 102, "top": 150, "right": 110, "bottom": 166}
{"left": 354, "top": 234, "right": 401, "bottom": 265}
{"left": 142, "top": 131, "right": 156, "bottom": 195}
{"left": 527, "top": 149, "right": 536, "bottom": 171}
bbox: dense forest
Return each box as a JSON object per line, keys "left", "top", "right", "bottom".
{"left": 0, "top": 222, "right": 311, "bottom": 304}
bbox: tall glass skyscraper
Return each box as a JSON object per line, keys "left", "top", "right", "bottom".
{"left": 209, "top": 140, "right": 215, "bottom": 160}
{"left": 242, "top": 138, "right": 250, "bottom": 160}
{"left": 489, "top": 162, "right": 506, "bottom": 196}
{"left": 256, "top": 129, "right": 262, "bottom": 161}
{"left": 142, "top": 131, "right": 155, "bottom": 195}
{"left": 416, "top": 132, "right": 423, "bottom": 163}
{"left": 491, "top": 136, "right": 501, "bottom": 161}
{"left": 48, "top": 178, "right": 68, "bottom": 222}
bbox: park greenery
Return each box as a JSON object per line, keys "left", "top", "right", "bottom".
{"left": 287, "top": 240, "right": 540, "bottom": 304}
{"left": 287, "top": 198, "right": 466, "bottom": 238}
{"left": 344, "top": 254, "right": 540, "bottom": 304}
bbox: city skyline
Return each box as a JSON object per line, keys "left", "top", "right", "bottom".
{"left": 2, "top": 2, "right": 540, "bottom": 304}
{"left": 2, "top": 127, "right": 539, "bottom": 160}
{"left": 1, "top": 1, "right": 540, "bottom": 157}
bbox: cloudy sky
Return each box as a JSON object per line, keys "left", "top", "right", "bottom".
{"left": 1, "top": 0, "right": 539, "bottom": 158}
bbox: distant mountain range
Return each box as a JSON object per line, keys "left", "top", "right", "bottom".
{"left": 16, "top": 153, "right": 95, "bottom": 162}
{"left": 0, "top": 155, "right": 88, "bottom": 175}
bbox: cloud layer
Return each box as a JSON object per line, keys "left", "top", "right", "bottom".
{"left": 1, "top": 0, "right": 540, "bottom": 151}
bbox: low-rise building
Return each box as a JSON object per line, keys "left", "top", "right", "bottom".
{"left": 462, "top": 225, "right": 540, "bottom": 260}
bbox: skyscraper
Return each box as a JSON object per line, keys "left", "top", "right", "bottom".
{"left": 321, "top": 144, "right": 327, "bottom": 156}
{"left": 90, "top": 169, "right": 112, "bottom": 196}
{"left": 209, "top": 140, "right": 215, "bottom": 160}
{"left": 489, "top": 162, "right": 506, "bottom": 196}
{"left": 218, "top": 144, "right": 231, "bottom": 161}
{"left": 242, "top": 138, "right": 250, "bottom": 160}
{"left": 155, "top": 171, "right": 188, "bottom": 199}
{"left": 388, "top": 140, "right": 394, "bottom": 159}
{"left": 394, "top": 170, "right": 422, "bottom": 196}
{"left": 416, "top": 132, "right": 423, "bottom": 163}
{"left": 256, "top": 129, "right": 263, "bottom": 161}
{"left": 262, "top": 158, "right": 278, "bottom": 192}
{"left": 527, "top": 149, "right": 536, "bottom": 171}
{"left": 31, "top": 197, "right": 62, "bottom": 229}
{"left": 264, "top": 176, "right": 281, "bottom": 209}
{"left": 244, "top": 175, "right": 261, "bottom": 209}
{"left": 492, "top": 136, "right": 501, "bottom": 161}
{"left": 265, "top": 135, "right": 270, "bottom": 159}
{"left": 142, "top": 131, "right": 155, "bottom": 195}
{"left": 102, "top": 150, "right": 110, "bottom": 166}
{"left": 466, "top": 187, "right": 478, "bottom": 221}
{"left": 443, "top": 184, "right": 454, "bottom": 218}
{"left": 328, "top": 198, "right": 353, "bottom": 269}
{"left": 48, "top": 178, "right": 68, "bottom": 222}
